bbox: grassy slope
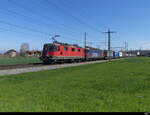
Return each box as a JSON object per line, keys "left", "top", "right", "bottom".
{"left": 0, "top": 57, "right": 150, "bottom": 112}
{"left": 0, "top": 57, "right": 41, "bottom": 65}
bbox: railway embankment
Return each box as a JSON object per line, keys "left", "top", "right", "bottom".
{"left": 0, "top": 58, "right": 127, "bottom": 76}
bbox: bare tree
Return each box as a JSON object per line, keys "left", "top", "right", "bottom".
{"left": 20, "top": 43, "right": 30, "bottom": 56}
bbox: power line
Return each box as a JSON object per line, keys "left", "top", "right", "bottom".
{"left": 0, "top": 20, "right": 82, "bottom": 45}
{"left": 84, "top": 32, "right": 87, "bottom": 60}
{"left": 0, "top": 20, "right": 51, "bottom": 35}
{"left": 36, "top": 0, "right": 83, "bottom": 35}
{"left": 59, "top": 0, "right": 101, "bottom": 33}
{"left": 0, "top": 8, "right": 57, "bottom": 34}
{"left": 0, "top": 9, "right": 56, "bottom": 36}
{"left": 7, "top": 0, "right": 103, "bottom": 44}
{"left": 7, "top": 0, "right": 83, "bottom": 38}
{"left": 46, "top": 0, "right": 101, "bottom": 33}
{"left": 103, "top": 29, "right": 117, "bottom": 61}
{"left": 0, "top": 2, "right": 82, "bottom": 42}
{"left": 60, "top": 0, "right": 91, "bottom": 18}
{"left": 0, "top": 27, "right": 47, "bottom": 38}
{"left": 0, "top": 0, "right": 116, "bottom": 51}
{"left": 124, "top": 41, "right": 128, "bottom": 51}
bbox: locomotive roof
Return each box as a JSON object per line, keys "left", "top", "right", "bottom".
{"left": 44, "top": 42, "right": 105, "bottom": 50}
{"left": 52, "top": 42, "right": 82, "bottom": 48}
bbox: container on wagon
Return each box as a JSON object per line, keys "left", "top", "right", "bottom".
{"left": 105, "top": 50, "right": 114, "bottom": 59}
{"left": 119, "top": 52, "right": 123, "bottom": 57}
{"left": 114, "top": 52, "right": 119, "bottom": 58}
{"left": 87, "top": 47, "right": 104, "bottom": 59}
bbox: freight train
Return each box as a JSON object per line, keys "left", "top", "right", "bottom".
{"left": 40, "top": 42, "right": 136, "bottom": 63}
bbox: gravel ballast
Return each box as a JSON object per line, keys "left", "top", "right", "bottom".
{"left": 0, "top": 59, "right": 126, "bottom": 76}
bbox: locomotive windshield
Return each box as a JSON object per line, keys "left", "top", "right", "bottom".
{"left": 43, "top": 44, "right": 56, "bottom": 51}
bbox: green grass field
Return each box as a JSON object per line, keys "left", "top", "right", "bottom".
{"left": 0, "top": 56, "right": 41, "bottom": 65}
{"left": 0, "top": 57, "right": 150, "bottom": 112}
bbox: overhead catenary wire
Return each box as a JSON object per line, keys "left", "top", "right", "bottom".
{"left": 0, "top": 0, "right": 119, "bottom": 50}
{"left": 7, "top": 0, "right": 105, "bottom": 45}
{"left": 0, "top": 20, "right": 82, "bottom": 44}
{"left": 0, "top": 27, "right": 50, "bottom": 39}
{"left": 0, "top": 1, "right": 83, "bottom": 43}
{"left": 35, "top": 0, "right": 84, "bottom": 35}
{"left": 0, "top": 8, "right": 57, "bottom": 35}
{"left": 103, "top": 29, "right": 117, "bottom": 61}
{"left": 0, "top": 20, "right": 51, "bottom": 35}
{"left": 58, "top": 0, "right": 102, "bottom": 32}
{"left": 46, "top": 0, "right": 101, "bottom": 33}
{"left": 7, "top": 0, "right": 83, "bottom": 38}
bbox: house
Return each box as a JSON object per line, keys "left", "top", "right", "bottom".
{"left": 26, "top": 50, "right": 42, "bottom": 57}
{"left": 4, "top": 49, "right": 18, "bottom": 57}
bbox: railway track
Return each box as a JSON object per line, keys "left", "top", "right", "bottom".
{"left": 0, "top": 63, "right": 44, "bottom": 70}
{"left": 0, "top": 60, "right": 111, "bottom": 76}
{"left": 0, "top": 58, "right": 130, "bottom": 76}
{"left": 0, "top": 58, "right": 128, "bottom": 76}
{"left": 0, "top": 61, "right": 90, "bottom": 70}
{"left": 0, "top": 58, "right": 127, "bottom": 70}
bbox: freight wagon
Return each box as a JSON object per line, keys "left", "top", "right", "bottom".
{"left": 40, "top": 41, "right": 135, "bottom": 64}
{"left": 103, "top": 50, "right": 114, "bottom": 59}
{"left": 119, "top": 52, "right": 123, "bottom": 57}
{"left": 86, "top": 47, "right": 104, "bottom": 60}
{"left": 118, "top": 51, "right": 128, "bottom": 58}
{"left": 40, "top": 42, "right": 106, "bottom": 63}
{"left": 113, "top": 52, "right": 120, "bottom": 58}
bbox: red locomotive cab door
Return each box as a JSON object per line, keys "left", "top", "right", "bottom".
{"left": 59, "top": 46, "right": 64, "bottom": 56}
{"left": 56, "top": 46, "right": 62, "bottom": 56}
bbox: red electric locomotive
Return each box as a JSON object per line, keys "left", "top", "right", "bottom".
{"left": 40, "top": 42, "right": 85, "bottom": 63}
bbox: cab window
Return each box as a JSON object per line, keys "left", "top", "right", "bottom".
{"left": 78, "top": 49, "right": 81, "bottom": 52}
{"left": 72, "top": 48, "right": 75, "bottom": 52}
{"left": 64, "top": 47, "right": 68, "bottom": 51}
{"left": 44, "top": 44, "right": 56, "bottom": 51}
{"left": 57, "top": 46, "right": 60, "bottom": 51}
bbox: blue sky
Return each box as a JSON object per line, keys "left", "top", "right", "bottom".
{"left": 0, "top": 0, "right": 150, "bottom": 52}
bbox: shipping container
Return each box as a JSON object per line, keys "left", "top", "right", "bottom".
{"left": 114, "top": 52, "right": 119, "bottom": 58}
{"left": 119, "top": 52, "right": 123, "bottom": 57}
{"left": 104, "top": 50, "right": 114, "bottom": 59}
{"left": 107, "top": 51, "right": 114, "bottom": 58}
{"left": 86, "top": 47, "right": 104, "bottom": 59}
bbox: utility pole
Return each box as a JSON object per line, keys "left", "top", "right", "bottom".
{"left": 103, "top": 29, "right": 116, "bottom": 61}
{"left": 84, "top": 32, "right": 87, "bottom": 61}
{"left": 124, "top": 42, "right": 128, "bottom": 51}
{"left": 124, "top": 42, "right": 128, "bottom": 57}
{"left": 125, "top": 42, "right": 126, "bottom": 51}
